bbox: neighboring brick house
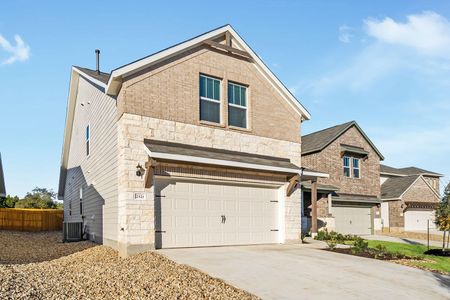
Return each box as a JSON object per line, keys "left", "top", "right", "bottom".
{"left": 301, "top": 121, "right": 384, "bottom": 235}
{"left": 380, "top": 165, "right": 442, "bottom": 232}
{"left": 58, "top": 25, "right": 327, "bottom": 257}
{"left": 0, "top": 153, "right": 5, "bottom": 198}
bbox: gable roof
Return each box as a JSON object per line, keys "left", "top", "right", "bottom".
{"left": 74, "top": 66, "right": 110, "bottom": 85}
{"left": 380, "top": 164, "right": 443, "bottom": 177}
{"left": 381, "top": 175, "right": 420, "bottom": 199}
{"left": 105, "top": 24, "right": 311, "bottom": 120}
{"left": 301, "top": 121, "right": 384, "bottom": 160}
{"left": 0, "top": 153, "right": 5, "bottom": 197}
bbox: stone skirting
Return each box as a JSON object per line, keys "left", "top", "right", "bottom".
{"left": 116, "top": 113, "right": 303, "bottom": 257}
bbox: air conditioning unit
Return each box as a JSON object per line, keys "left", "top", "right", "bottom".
{"left": 63, "top": 222, "right": 83, "bottom": 242}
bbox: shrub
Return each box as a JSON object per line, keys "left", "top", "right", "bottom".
{"left": 315, "top": 229, "right": 330, "bottom": 241}
{"left": 374, "top": 244, "right": 387, "bottom": 252}
{"left": 351, "top": 237, "right": 368, "bottom": 254}
{"left": 326, "top": 237, "right": 338, "bottom": 250}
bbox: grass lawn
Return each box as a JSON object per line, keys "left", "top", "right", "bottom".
{"left": 366, "top": 240, "right": 450, "bottom": 274}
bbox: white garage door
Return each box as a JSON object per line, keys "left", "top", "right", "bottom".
{"left": 155, "top": 178, "right": 279, "bottom": 248}
{"left": 404, "top": 209, "right": 436, "bottom": 231}
{"left": 333, "top": 206, "right": 372, "bottom": 235}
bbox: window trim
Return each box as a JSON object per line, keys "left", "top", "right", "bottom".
{"left": 86, "top": 124, "right": 91, "bottom": 157}
{"left": 227, "top": 81, "right": 249, "bottom": 129}
{"left": 199, "top": 74, "right": 222, "bottom": 125}
{"left": 343, "top": 156, "right": 351, "bottom": 178}
{"left": 352, "top": 157, "right": 361, "bottom": 179}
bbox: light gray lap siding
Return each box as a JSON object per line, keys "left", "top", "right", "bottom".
{"left": 64, "top": 76, "right": 118, "bottom": 244}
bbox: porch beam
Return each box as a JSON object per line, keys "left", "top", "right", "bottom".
{"left": 311, "top": 179, "right": 318, "bottom": 236}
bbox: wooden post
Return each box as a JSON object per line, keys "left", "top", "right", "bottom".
{"left": 311, "top": 179, "right": 318, "bottom": 236}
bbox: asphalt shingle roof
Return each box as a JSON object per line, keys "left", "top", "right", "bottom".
{"left": 380, "top": 164, "right": 442, "bottom": 177}
{"left": 301, "top": 121, "right": 384, "bottom": 159}
{"left": 302, "top": 121, "right": 354, "bottom": 154}
{"left": 74, "top": 66, "right": 110, "bottom": 84}
{"left": 144, "top": 139, "right": 301, "bottom": 171}
{"left": 381, "top": 175, "right": 419, "bottom": 199}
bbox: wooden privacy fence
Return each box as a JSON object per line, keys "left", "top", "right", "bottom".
{"left": 0, "top": 208, "right": 63, "bottom": 231}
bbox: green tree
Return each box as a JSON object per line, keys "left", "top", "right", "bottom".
{"left": 14, "top": 187, "right": 59, "bottom": 209}
{"left": 435, "top": 183, "right": 450, "bottom": 251}
{"left": 0, "top": 195, "right": 19, "bottom": 208}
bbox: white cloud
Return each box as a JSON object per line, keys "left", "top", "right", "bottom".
{"left": 338, "top": 25, "right": 353, "bottom": 43}
{"left": 365, "top": 11, "right": 450, "bottom": 58}
{"left": 0, "top": 34, "right": 30, "bottom": 65}
{"left": 294, "top": 11, "right": 450, "bottom": 98}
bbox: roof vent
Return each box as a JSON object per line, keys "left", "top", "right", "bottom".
{"left": 95, "top": 49, "right": 100, "bottom": 74}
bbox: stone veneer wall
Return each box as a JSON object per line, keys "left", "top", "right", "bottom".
{"left": 116, "top": 113, "right": 302, "bottom": 257}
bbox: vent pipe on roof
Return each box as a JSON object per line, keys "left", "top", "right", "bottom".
{"left": 95, "top": 49, "right": 100, "bottom": 74}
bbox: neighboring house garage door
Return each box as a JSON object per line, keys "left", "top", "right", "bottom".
{"left": 154, "top": 178, "right": 279, "bottom": 248}
{"left": 404, "top": 209, "right": 436, "bottom": 231}
{"left": 333, "top": 205, "right": 372, "bottom": 235}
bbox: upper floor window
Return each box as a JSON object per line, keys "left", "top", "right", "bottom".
{"left": 352, "top": 158, "right": 360, "bottom": 179}
{"left": 200, "top": 75, "right": 221, "bottom": 123}
{"left": 343, "top": 156, "right": 361, "bottom": 178}
{"left": 343, "top": 156, "right": 351, "bottom": 177}
{"left": 86, "top": 125, "right": 90, "bottom": 156}
{"left": 228, "top": 82, "right": 247, "bottom": 128}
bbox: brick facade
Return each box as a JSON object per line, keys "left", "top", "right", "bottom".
{"left": 423, "top": 176, "right": 440, "bottom": 193}
{"left": 403, "top": 176, "right": 440, "bottom": 203}
{"left": 302, "top": 126, "right": 381, "bottom": 197}
{"left": 118, "top": 44, "right": 302, "bottom": 144}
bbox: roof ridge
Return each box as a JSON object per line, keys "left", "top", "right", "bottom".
{"left": 302, "top": 120, "right": 354, "bottom": 138}
{"left": 73, "top": 66, "right": 110, "bottom": 76}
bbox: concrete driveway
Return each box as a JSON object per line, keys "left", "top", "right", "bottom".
{"left": 160, "top": 244, "right": 450, "bottom": 300}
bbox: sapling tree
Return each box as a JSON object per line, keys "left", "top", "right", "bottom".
{"left": 435, "top": 182, "right": 450, "bottom": 251}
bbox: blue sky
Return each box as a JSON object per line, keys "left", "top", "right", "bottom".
{"left": 1, "top": 0, "right": 450, "bottom": 197}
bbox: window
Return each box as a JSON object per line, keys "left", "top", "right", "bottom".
{"left": 79, "top": 187, "right": 83, "bottom": 215}
{"left": 86, "top": 125, "right": 90, "bottom": 156}
{"left": 228, "top": 82, "right": 247, "bottom": 128}
{"left": 343, "top": 156, "right": 350, "bottom": 177}
{"left": 200, "top": 75, "right": 221, "bottom": 123}
{"left": 352, "top": 158, "right": 360, "bottom": 179}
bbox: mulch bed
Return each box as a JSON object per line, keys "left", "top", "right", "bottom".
{"left": 325, "top": 248, "right": 411, "bottom": 260}
{"left": 424, "top": 249, "right": 450, "bottom": 257}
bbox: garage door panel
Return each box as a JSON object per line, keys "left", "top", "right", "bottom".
{"left": 333, "top": 206, "right": 372, "bottom": 235}
{"left": 405, "top": 210, "right": 436, "bottom": 231}
{"left": 155, "top": 178, "right": 279, "bottom": 248}
{"left": 192, "top": 198, "right": 208, "bottom": 210}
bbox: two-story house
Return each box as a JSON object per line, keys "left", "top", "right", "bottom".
{"left": 380, "top": 164, "right": 442, "bottom": 232}
{"left": 58, "top": 25, "right": 327, "bottom": 257}
{"left": 300, "top": 121, "right": 384, "bottom": 235}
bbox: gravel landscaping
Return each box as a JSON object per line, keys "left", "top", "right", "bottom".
{"left": 0, "top": 231, "right": 258, "bottom": 299}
